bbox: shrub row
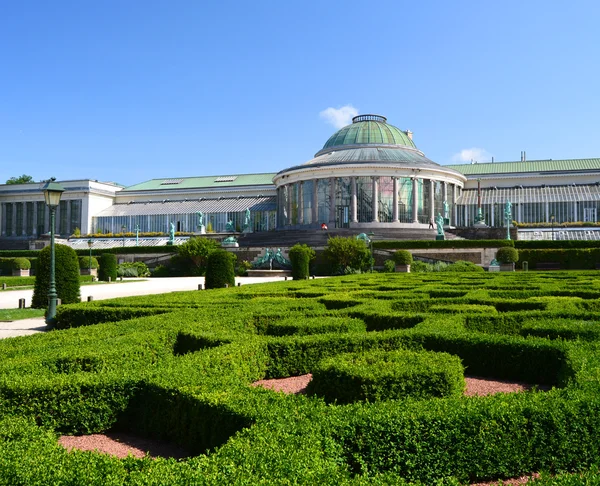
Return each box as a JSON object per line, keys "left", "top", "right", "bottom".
{"left": 373, "top": 239, "right": 514, "bottom": 249}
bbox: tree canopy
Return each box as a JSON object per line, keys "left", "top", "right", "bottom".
{"left": 6, "top": 174, "right": 34, "bottom": 185}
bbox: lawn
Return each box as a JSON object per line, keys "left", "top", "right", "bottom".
{"left": 0, "top": 308, "right": 45, "bottom": 321}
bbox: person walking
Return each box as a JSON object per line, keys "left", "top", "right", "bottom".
{"left": 428, "top": 217, "right": 434, "bottom": 229}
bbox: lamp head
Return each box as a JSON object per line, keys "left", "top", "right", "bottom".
{"left": 87, "top": 239, "right": 93, "bottom": 248}
{"left": 41, "top": 179, "right": 65, "bottom": 208}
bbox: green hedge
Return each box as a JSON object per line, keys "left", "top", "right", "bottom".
{"left": 519, "top": 248, "right": 600, "bottom": 270}
{"left": 288, "top": 244, "right": 314, "bottom": 280}
{"left": 98, "top": 253, "right": 118, "bottom": 281}
{"left": 373, "top": 239, "right": 515, "bottom": 249}
{"left": 307, "top": 348, "right": 465, "bottom": 403}
{"left": 205, "top": 249, "right": 236, "bottom": 289}
{"left": 1, "top": 272, "right": 600, "bottom": 484}
{"left": 31, "top": 244, "right": 81, "bottom": 308}
{"left": 516, "top": 240, "right": 600, "bottom": 249}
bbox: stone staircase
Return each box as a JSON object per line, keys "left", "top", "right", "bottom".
{"left": 237, "top": 228, "right": 462, "bottom": 248}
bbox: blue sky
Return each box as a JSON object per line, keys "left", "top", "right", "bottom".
{"left": 2, "top": 1, "right": 600, "bottom": 187}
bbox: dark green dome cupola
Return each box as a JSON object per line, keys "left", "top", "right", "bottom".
{"left": 318, "top": 114, "right": 416, "bottom": 156}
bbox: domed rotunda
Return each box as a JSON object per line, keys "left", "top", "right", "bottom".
{"left": 273, "top": 114, "right": 467, "bottom": 229}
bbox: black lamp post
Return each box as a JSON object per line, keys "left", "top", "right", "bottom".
{"left": 121, "top": 224, "right": 126, "bottom": 248}
{"left": 87, "top": 238, "right": 93, "bottom": 274}
{"left": 551, "top": 214, "right": 555, "bottom": 241}
{"left": 42, "top": 179, "right": 65, "bottom": 326}
{"left": 368, "top": 231, "right": 375, "bottom": 272}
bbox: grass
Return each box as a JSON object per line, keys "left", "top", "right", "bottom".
{"left": 0, "top": 308, "right": 45, "bottom": 321}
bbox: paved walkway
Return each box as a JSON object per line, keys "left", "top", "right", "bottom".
{"left": 0, "top": 276, "right": 289, "bottom": 339}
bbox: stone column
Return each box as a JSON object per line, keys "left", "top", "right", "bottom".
{"left": 351, "top": 177, "right": 358, "bottom": 223}
{"left": 22, "top": 202, "right": 27, "bottom": 236}
{"left": 392, "top": 177, "right": 399, "bottom": 223}
{"left": 32, "top": 202, "right": 38, "bottom": 236}
{"left": 287, "top": 185, "right": 293, "bottom": 226}
{"left": 298, "top": 182, "right": 304, "bottom": 225}
{"left": 453, "top": 184, "right": 458, "bottom": 226}
{"left": 464, "top": 204, "right": 468, "bottom": 226}
{"left": 66, "top": 199, "right": 72, "bottom": 235}
{"left": 545, "top": 202, "right": 550, "bottom": 223}
{"left": 371, "top": 176, "right": 379, "bottom": 222}
{"left": 412, "top": 178, "right": 419, "bottom": 224}
{"left": 0, "top": 203, "right": 6, "bottom": 236}
{"left": 44, "top": 202, "right": 50, "bottom": 234}
{"left": 328, "top": 177, "right": 336, "bottom": 225}
{"left": 312, "top": 179, "right": 318, "bottom": 225}
{"left": 491, "top": 204, "right": 495, "bottom": 227}
{"left": 429, "top": 180, "right": 435, "bottom": 224}
{"left": 11, "top": 203, "right": 17, "bottom": 236}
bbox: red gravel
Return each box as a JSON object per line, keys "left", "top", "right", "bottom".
{"left": 58, "top": 431, "right": 189, "bottom": 460}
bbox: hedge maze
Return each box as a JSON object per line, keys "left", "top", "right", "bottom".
{"left": 2, "top": 272, "right": 600, "bottom": 484}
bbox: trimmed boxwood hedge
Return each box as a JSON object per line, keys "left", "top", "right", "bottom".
{"left": 31, "top": 244, "right": 81, "bottom": 308}
{"left": 2, "top": 272, "right": 600, "bottom": 484}
{"left": 98, "top": 253, "right": 118, "bottom": 281}
{"left": 205, "top": 249, "right": 236, "bottom": 289}
{"left": 307, "top": 348, "right": 465, "bottom": 403}
{"left": 373, "top": 239, "right": 515, "bottom": 249}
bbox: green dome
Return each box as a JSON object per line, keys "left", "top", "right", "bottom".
{"left": 320, "top": 114, "right": 416, "bottom": 153}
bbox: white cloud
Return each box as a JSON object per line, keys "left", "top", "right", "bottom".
{"left": 451, "top": 147, "right": 492, "bottom": 163}
{"left": 319, "top": 105, "right": 359, "bottom": 129}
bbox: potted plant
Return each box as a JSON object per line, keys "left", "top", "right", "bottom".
{"left": 495, "top": 247, "right": 519, "bottom": 272}
{"left": 393, "top": 250, "right": 413, "bottom": 273}
{"left": 12, "top": 258, "right": 31, "bottom": 277}
{"left": 79, "top": 256, "right": 99, "bottom": 277}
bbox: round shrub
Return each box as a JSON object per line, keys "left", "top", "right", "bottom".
{"left": 446, "top": 260, "right": 484, "bottom": 272}
{"left": 383, "top": 260, "right": 396, "bottom": 273}
{"left": 98, "top": 253, "right": 118, "bottom": 281}
{"left": 31, "top": 244, "right": 81, "bottom": 308}
{"left": 288, "top": 244, "right": 315, "bottom": 280}
{"left": 392, "top": 250, "right": 413, "bottom": 265}
{"left": 12, "top": 257, "right": 31, "bottom": 270}
{"left": 205, "top": 249, "right": 236, "bottom": 289}
{"left": 307, "top": 349, "right": 465, "bottom": 404}
{"left": 78, "top": 256, "right": 99, "bottom": 269}
{"left": 496, "top": 247, "right": 519, "bottom": 264}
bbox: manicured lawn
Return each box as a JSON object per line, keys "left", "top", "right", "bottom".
{"left": 0, "top": 308, "right": 45, "bottom": 321}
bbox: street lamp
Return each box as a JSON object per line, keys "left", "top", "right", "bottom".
{"left": 42, "top": 178, "right": 65, "bottom": 326}
{"left": 87, "top": 238, "right": 93, "bottom": 275}
{"left": 551, "top": 214, "right": 555, "bottom": 241}
{"left": 121, "top": 224, "right": 126, "bottom": 248}
{"left": 368, "top": 231, "right": 375, "bottom": 272}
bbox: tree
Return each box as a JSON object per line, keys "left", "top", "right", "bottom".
{"left": 32, "top": 244, "right": 81, "bottom": 308}
{"left": 323, "top": 236, "right": 372, "bottom": 274}
{"left": 176, "top": 237, "right": 220, "bottom": 275}
{"left": 6, "top": 174, "right": 34, "bottom": 184}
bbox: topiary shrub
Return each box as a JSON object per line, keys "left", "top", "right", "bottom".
{"left": 98, "top": 253, "right": 117, "bottom": 282}
{"left": 324, "top": 236, "right": 372, "bottom": 274}
{"left": 176, "top": 237, "right": 220, "bottom": 275}
{"left": 392, "top": 250, "right": 413, "bottom": 265}
{"left": 78, "top": 256, "right": 99, "bottom": 269}
{"left": 288, "top": 244, "right": 315, "bottom": 280}
{"left": 496, "top": 247, "right": 519, "bottom": 264}
{"left": 205, "top": 249, "right": 236, "bottom": 289}
{"left": 12, "top": 258, "right": 31, "bottom": 270}
{"left": 31, "top": 244, "right": 81, "bottom": 308}
{"left": 383, "top": 260, "right": 396, "bottom": 273}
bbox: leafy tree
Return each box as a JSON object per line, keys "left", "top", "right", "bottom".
{"left": 32, "top": 244, "right": 81, "bottom": 308}
{"left": 176, "top": 237, "right": 220, "bottom": 275}
{"left": 6, "top": 174, "right": 34, "bottom": 184}
{"left": 323, "top": 236, "right": 372, "bottom": 274}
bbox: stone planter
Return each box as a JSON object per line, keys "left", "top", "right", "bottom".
{"left": 80, "top": 268, "right": 98, "bottom": 277}
{"left": 499, "top": 263, "right": 515, "bottom": 272}
{"left": 12, "top": 269, "right": 30, "bottom": 277}
{"left": 395, "top": 264, "right": 411, "bottom": 273}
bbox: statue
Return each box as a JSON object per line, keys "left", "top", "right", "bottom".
{"left": 196, "top": 211, "right": 205, "bottom": 234}
{"left": 504, "top": 200, "right": 512, "bottom": 223}
{"left": 443, "top": 200, "right": 449, "bottom": 220}
{"left": 436, "top": 213, "right": 444, "bottom": 236}
{"left": 168, "top": 222, "right": 175, "bottom": 245}
{"left": 225, "top": 220, "right": 234, "bottom": 232}
{"left": 242, "top": 208, "right": 251, "bottom": 232}
{"left": 504, "top": 200, "right": 512, "bottom": 240}
{"left": 274, "top": 248, "right": 292, "bottom": 269}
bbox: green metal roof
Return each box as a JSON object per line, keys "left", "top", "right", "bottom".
{"left": 446, "top": 158, "right": 600, "bottom": 176}
{"left": 123, "top": 173, "right": 277, "bottom": 192}
{"left": 320, "top": 114, "right": 416, "bottom": 153}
